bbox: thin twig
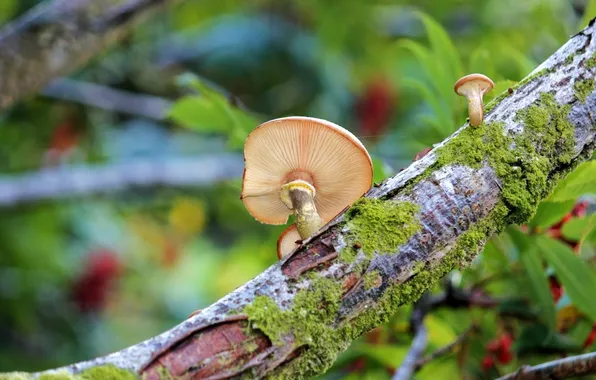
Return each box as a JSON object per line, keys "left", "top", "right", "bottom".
{"left": 392, "top": 325, "right": 428, "bottom": 380}
{"left": 497, "top": 351, "right": 596, "bottom": 380}
{"left": 414, "top": 324, "right": 479, "bottom": 371}
{"left": 42, "top": 79, "right": 174, "bottom": 120}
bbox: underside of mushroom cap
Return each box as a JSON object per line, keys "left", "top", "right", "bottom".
{"left": 277, "top": 224, "right": 301, "bottom": 259}
{"left": 241, "top": 116, "right": 373, "bottom": 225}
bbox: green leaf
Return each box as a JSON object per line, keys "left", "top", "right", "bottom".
{"left": 413, "top": 11, "right": 463, "bottom": 116}
{"left": 517, "top": 323, "right": 582, "bottom": 355}
{"left": 561, "top": 214, "right": 596, "bottom": 243}
{"left": 537, "top": 235, "right": 596, "bottom": 322}
{"left": 372, "top": 157, "right": 392, "bottom": 184}
{"left": 468, "top": 47, "right": 497, "bottom": 80}
{"left": 417, "top": 357, "right": 461, "bottom": 380}
{"left": 548, "top": 161, "right": 596, "bottom": 202}
{"left": 168, "top": 96, "right": 229, "bottom": 132}
{"left": 508, "top": 228, "right": 556, "bottom": 330}
{"left": 425, "top": 315, "right": 457, "bottom": 347}
{"left": 355, "top": 343, "right": 408, "bottom": 367}
{"left": 579, "top": 0, "right": 596, "bottom": 32}
{"left": 169, "top": 74, "right": 261, "bottom": 148}
{"left": 529, "top": 200, "right": 576, "bottom": 229}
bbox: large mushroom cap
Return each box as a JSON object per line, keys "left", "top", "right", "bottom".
{"left": 241, "top": 116, "right": 373, "bottom": 225}
{"left": 277, "top": 224, "right": 301, "bottom": 259}
{"left": 454, "top": 73, "right": 494, "bottom": 96}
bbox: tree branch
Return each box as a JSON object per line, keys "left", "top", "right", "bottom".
{"left": 3, "top": 18, "right": 596, "bottom": 380}
{"left": 414, "top": 324, "right": 478, "bottom": 371}
{"left": 392, "top": 325, "right": 428, "bottom": 380}
{"left": 42, "top": 78, "right": 174, "bottom": 120}
{"left": 0, "top": 154, "right": 243, "bottom": 206}
{"left": 497, "top": 351, "right": 596, "bottom": 380}
{"left": 0, "top": 0, "right": 181, "bottom": 110}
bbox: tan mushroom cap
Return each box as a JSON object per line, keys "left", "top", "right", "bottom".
{"left": 277, "top": 224, "right": 301, "bottom": 259}
{"left": 453, "top": 73, "right": 494, "bottom": 96}
{"left": 241, "top": 116, "right": 373, "bottom": 225}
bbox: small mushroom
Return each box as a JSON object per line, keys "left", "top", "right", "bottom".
{"left": 454, "top": 74, "right": 494, "bottom": 127}
{"left": 276, "top": 224, "right": 301, "bottom": 259}
{"left": 241, "top": 116, "right": 373, "bottom": 239}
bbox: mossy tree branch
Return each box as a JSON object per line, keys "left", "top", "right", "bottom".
{"left": 3, "top": 19, "right": 596, "bottom": 380}
{"left": 0, "top": 0, "right": 181, "bottom": 110}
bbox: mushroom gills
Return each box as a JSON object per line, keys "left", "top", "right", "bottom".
{"left": 280, "top": 180, "right": 324, "bottom": 239}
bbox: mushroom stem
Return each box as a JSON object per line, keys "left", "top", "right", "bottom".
{"left": 280, "top": 180, "right": 324, "bottom": 239}
{"left": 467, "top": 92, "right": 484, "bottom": 126}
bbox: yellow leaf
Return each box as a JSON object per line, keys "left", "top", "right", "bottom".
{"left": 169, "top": 198, "right": 206, "bottom": 237}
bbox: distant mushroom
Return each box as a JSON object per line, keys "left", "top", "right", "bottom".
{"left": 276, "top": 224, "right": 301, "bottom": 259}
{"left": 454, "top": 74, "right": 494, "bottom": 127}
{"left": 241, "top": 116, "right": 373, "bottom": 239}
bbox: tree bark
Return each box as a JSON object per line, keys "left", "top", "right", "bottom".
{"left": 0, "top": 0, "right": 180, "bottom": 110}
{"left": 4, "top": 18, "right": 596, "bottom": 380}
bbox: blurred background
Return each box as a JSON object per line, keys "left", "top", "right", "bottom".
{"left": 0, "top": 0, "right": 595, "bottom": 379}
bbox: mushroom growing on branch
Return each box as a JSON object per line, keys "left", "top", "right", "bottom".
{"left": 241, "top": 116, "right": 373, "bottom": 240}
{"left": 276, "top": 225, "right": 301, "bottom": 259}
{"left": 454, "top": 73, "right": 494, "bottom": 127}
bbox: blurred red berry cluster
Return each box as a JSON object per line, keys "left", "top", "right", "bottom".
{"left": 71, "top": 249, "right": 123, "bottom": 312}
{"left": 482, "top": 333, "right": 514, "bottom": 371}
{"left": 356, "top": 77, "right": 395, "bottom": 140}
{"left": 543, "top": 201, "right": 596, "bottom": 349}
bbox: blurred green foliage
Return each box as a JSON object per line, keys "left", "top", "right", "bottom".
{"left": 0, "top": 0, "right": 595, "bottom": 379}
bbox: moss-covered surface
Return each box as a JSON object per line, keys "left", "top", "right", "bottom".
{"left": 574, "top": 78, "right": 595, "bottom": 103}
{"left": 341, "top": 198, "right": 421, "bottom": 261}
{"left": 0, "top": 365, "right": 137, "bottom": 380}
{"left": 242, "top": 73, "right": 580, "bottom": 379}
{"left": 585, "top": 55, "right": 596, "bottom": 69}
{"left": 363, "top": 270, "right": 381, "bottom": 290}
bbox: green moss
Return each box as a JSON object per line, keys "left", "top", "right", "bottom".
{"left": 0, "top": 374, "right": 32, "bottom": 380}
{"left": 0, "top": 366, "right": 137, "bottom": 380}
{"left": 565, "top": 54, "right": 575, "bottom": 64}
{"left": 245, "top": 200, "right": 511, "bottom": 379}
{"left": 429, "top": 92, "right": 575, "bottom": 225}
{"left": 244, "top": 276, "right": 345, "bottom": 378}
{"left": 341, "top": 198, "right": 421, "bottom": 261}
{"left": 363, "top": 270, "right": 381, "bottom": 290}
{"left": 574, "top": 78, "right": 595, "bottom": 103}
{"left": 585, "top": 55, "right": 596, "bottom": 69}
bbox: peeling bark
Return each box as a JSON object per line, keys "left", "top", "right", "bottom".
{"left": 5, "top": 18, "right": 596, "bottom": 380}
{"left": 0, "top": 0, "right": 181, "bottom": 110}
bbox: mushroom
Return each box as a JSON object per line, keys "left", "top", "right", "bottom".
{"left": 454, "top": 74, "right": 494, "bottom": 127}
{"left": 276, "top": 224, "right": 301, "bottom": 259}
{"left": 241, "top": 116, "right": 373, "bottom": 239}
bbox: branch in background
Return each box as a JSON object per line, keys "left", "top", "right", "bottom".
{"left": 497, "top": 351, "right": 596, "bottom": 380}
{"left": 414, "top": 324, "right": 478, "bottom": 371}
{"left": 1, "top": 18, "right": 595, "bottom": 380}
{"left": 0, "top": 0, "right": 182, "bottom": 110}
{"left": 42, "top": 78, "right": 174, "bottom": 120}
{"left": 0, "top": 154, "right": 243, "bottom": 206}
{"left": 392, "top": 325, "right": 428, "bottom": 380}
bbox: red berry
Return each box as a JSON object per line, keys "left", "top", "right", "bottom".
{"left": 72, "top": 250, "right": 123, "bottom": 312}
{"left": 583, "top": 324, "right": 596, "bottom": 348}
{"left": 500, "top": 333, "right": 514, "bottom": 351}
{"left": 549, "top": 276, "right": 563, "bottom": 303}
{"left": 482, "top": 355, "right": 494, "bottom": 371}
{"left": 497, "top": 349, "right": 514, "bottom": 364}
{"left": 487, "top": 339, "right": 500, "bottom": 352}
{"left": 572, "top": 201, "right": 589, "bottom": 218}
{"left": 356, "top": 78, "right": 395, "bottom": 140}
